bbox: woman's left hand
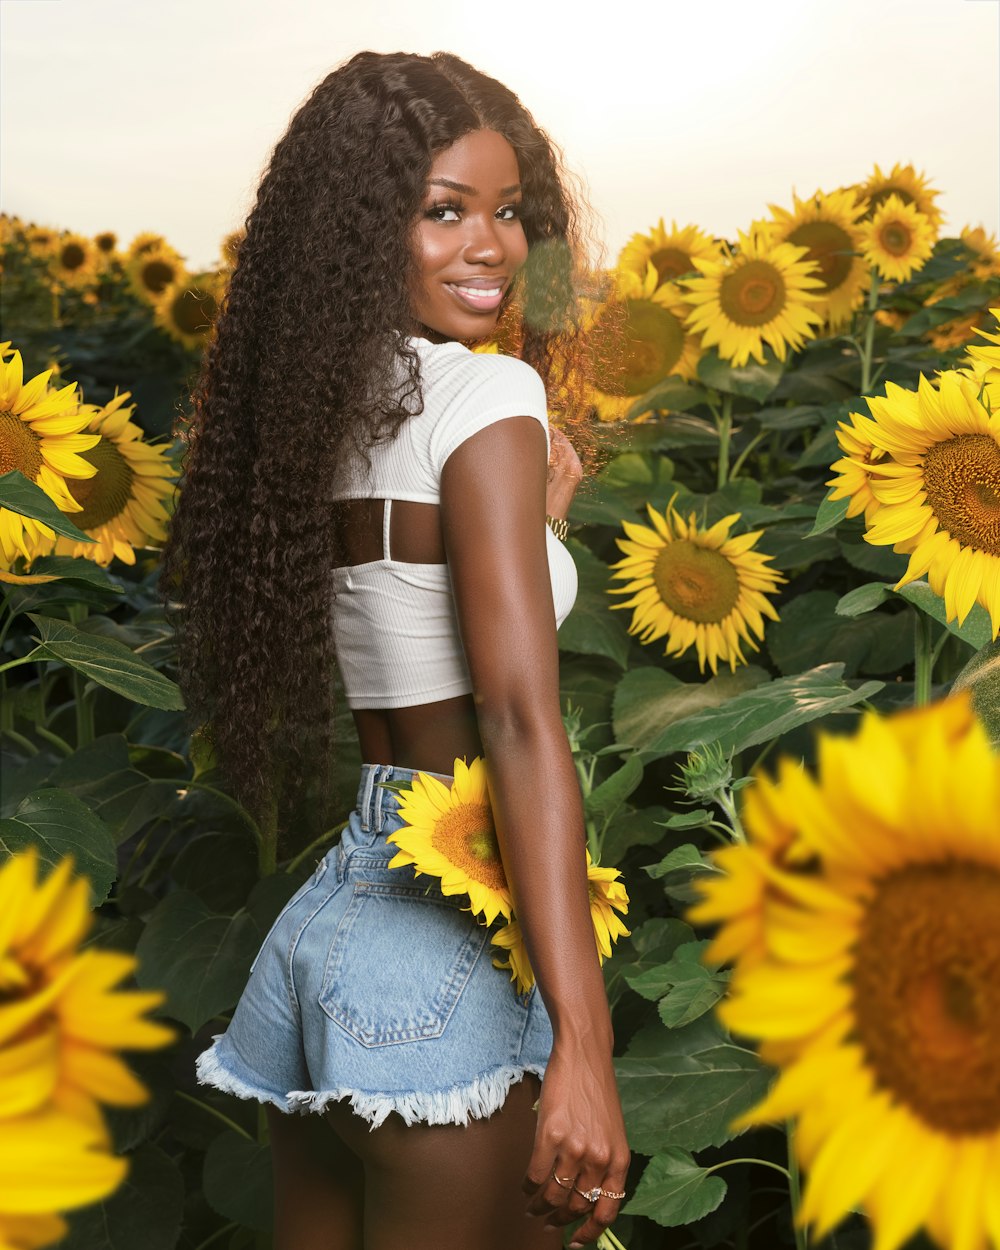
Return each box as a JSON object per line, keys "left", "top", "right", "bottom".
{"left": 546, "top": 428, "right": 583, "bottom": 520}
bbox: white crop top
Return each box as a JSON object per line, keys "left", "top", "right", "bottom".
{"left": 329, "top": 335, "right": 579, "bottom": 709}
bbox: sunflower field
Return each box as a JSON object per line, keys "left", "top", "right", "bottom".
{"left": 2, "top": 159, "right": 1000, "bottom": 1250}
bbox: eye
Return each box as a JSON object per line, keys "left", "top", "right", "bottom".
{"left": 426, "top": 200, "right": 463, "bottom": 222}
{"left": 497, "top": 203, "right": 522, "bottom": 221}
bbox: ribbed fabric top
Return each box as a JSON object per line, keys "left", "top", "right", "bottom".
{"left": 329, "top": 336, "right": 578, "bottom": 709}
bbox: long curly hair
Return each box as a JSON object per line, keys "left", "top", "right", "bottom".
{"left": 158, "top": 50, "right": 600, "bottom": 847}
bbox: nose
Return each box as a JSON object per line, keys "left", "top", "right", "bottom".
{"left": 462, "top": 214, "right": 505, "bottom": 265}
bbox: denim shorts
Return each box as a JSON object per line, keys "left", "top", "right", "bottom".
{"left": 195, "top": 762, "right": 554, "bottom": 1129}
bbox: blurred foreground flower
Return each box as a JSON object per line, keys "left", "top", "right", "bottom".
{"left": 689, "top": 692, "right": 1000, "bottom": 1250}
{"left": 0, "top": 847, "right": 175, "bottom": 1247}
{"left": 608, "top": 498, "right": 786, "bottom": 674}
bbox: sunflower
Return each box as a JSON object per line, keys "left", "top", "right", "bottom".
{"left": 491, "top": 848, "right": 630, "bottom": 994}
{"left": 826, "top": 409, "right": 891, "bottom": 525}
{"left": 856, "top": 161, "right": 945, "bottom": 233}
{"left": 38, "top": 389, "right": 177, "bottom": 566}
{"left": 678, "top": 227, "right": 826, "bottom": 368}
{"left": 963, "top": 305, "right": 1000, "bottom": 408}
{"left": 386, "top": 757, "right": 513, "bottom": 924}
{"left": 124, "top": 231, "right": 169, "bottom": 262}
{"left": 49, "top": 233, "right": 99, "bottom": 289}
{"left": 93, "top": 231, "right": 117, "bottom": 257}
{"left": 690, "top": 693, "right": 1000, "bottom": 1250}
{"left": 858, "top": 194, "right": 936, "bottom": 284}
{"left": 0, "top": 1111, "right": 126, "bottom": 1250}
{"left": 586, "top": 262, "right": 703, "bottom": 422}
{"left": 0, "top": 349, "right": 100, "bottom": 568}
{"left": 23, "top": 226, "right": 59, "bottom": 261}
{"left": 855, "top": 369, "right": 1000, "bottom": 637}
{"left": 760, "top": 189, "right": 870, "bottom": 332}
{"left": 608, "top": 498, "right": 786, "bottom": 675}
{"left": 152, "top": 271, "right": 225, "bottom": 351}
{"left": 617, "top": 219, "right": 722, "bottom": 287}
{"left": 124, "top": 246, "right": 186, "bottom": 305}
{"left": 927, "top": 308, "right": 994, "bottom": 353}
{"left": 0, "top": 846, "right": 175, "bottom": 1137}
{"left": 959, "top": 224, "right": 1000, "bottom": 281}
{"left": 220, "top": 227, "right": 245, "bottom": 269}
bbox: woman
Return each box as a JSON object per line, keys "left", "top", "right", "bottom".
{"left": 161, "top": 50, "right": 630, "bottom": 1250}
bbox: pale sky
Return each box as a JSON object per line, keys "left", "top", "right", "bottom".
{"left": 3, "top": 0, "right": 998, "bottom": 273}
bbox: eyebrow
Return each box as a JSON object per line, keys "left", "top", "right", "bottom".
{"left": 427, "top": 177, "right": 522, "bottom": 197}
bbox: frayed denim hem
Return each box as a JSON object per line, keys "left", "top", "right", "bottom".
{"left": 195, "top": 1034, "right": 295, "bottom": 1114}
{"left": 286, "top": 1061, "right": 548, "bottom": 1131}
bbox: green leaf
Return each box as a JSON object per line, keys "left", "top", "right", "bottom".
{"left": 0, "top": 469, "right": 96, "bottom": 542}
{"left": 616, "top": 1013, "right": 771, "bottom": 1152}
{"left": 656, "top": 941, "right": 732, "bottom": 1028}
{"left": 26, "top": 614, "right": 184, "bottom": 710}
{"left": 600, "top": 803, "right": 671, "bottom": 866}
{"left": 627, "top": 376, "right": 706, "bottom": 418}
{"left": 644, "top": 844, "right": 716, "bottom": 878}
{"left": 696, "top": 348, "right": 784, "bottom": 402}
{"left": 59, "top": 1143, "right": 184, "bottom": 1250}
{"left": 807, "top": 492, "right": 850, "bottom": 537}
{"left": 585, "top": 755, "right": 644, "bottom": 832}
{"left": 612, "top": 666, "right": 768, "bottom": 753}
{"left": 134, "top": 890, "right": 259, "bottom": 1033}
{"left": 203, "top": 1130, "right": 274, "bottom": 1232}
{"left": 895, "top": 580, "right": 993, "bottom": 651}
{"left": 557, "top": 540, "right": 631, "bottom": 668}
{"left": 635, "top": 664, "right": 883, "bottom": 762}
{"left": 835, "top": 582, "right": 895, "bottom": 617}
{"left": 658, "top": 810, "right": 715, "bottom": 831}
{"left": 0, "top": 789, "right": 118, "bottom": 905}
{"left": 768, "top": 590, "right": 911, "bottom": 677}
{"left": 606, "top": 918, "right": 695, "bottom": 1007}
{"left": 624, "top": 1147, "right": 727, "bottom": 1227}
{"left": 952, "top": 638, "right": 1000, "bottom": 747}
{"left": 11, "top": 553, "right": 126, "bottom": 591}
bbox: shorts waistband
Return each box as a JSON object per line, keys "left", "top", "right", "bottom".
{"left": 355, "top": 762, "right": 455, "bottom": 835}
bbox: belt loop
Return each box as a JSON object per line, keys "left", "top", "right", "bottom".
{"left": 372, "top": 763, "right": 393, "bottom": 834}
{"left": 359, "top": 765, "right": 377, "bottom": 832}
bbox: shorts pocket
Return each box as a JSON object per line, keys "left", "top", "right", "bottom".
{"left": 318, "top": 881, "right": 487, "bottom": 1047}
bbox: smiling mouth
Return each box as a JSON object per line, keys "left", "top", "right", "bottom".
{"left": 444, "top": 280, "right": 508, "bottom": 312}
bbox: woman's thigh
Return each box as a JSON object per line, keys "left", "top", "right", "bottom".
{"left": 323, "top": 1073, "right": 566, "bottom": 1250}
{"left": 267, "top": 1105, "right": 365, "bottom": 1250}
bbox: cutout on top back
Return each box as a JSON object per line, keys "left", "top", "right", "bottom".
{"left": 332, "top": 498, "right": 446, "bottom": 567}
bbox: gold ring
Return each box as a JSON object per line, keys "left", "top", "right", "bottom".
{"left": 552, "top": 1174, "right": 575, "bottom": 1189}
{"left": 600, "top": 1187, "right": 626, "bottom": 1200}
{"left": 574, "top": 1184, "right": 603, "bottom": 1203}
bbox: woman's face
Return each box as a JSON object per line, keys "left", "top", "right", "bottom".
{"left": 409, "top": 128, "right": 528, "bottom": 344}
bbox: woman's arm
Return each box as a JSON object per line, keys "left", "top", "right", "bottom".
{"left": 440, "top": 414, "right": 630, "bottom": 1246}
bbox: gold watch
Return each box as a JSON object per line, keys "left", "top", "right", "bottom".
{"left": 546, "top": 515, "right": 569, "bottom": 542}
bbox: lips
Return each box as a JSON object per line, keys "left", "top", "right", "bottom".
{"left": 444, "top": 277, "right": 508, "bottom": 313}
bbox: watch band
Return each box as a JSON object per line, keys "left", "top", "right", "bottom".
{"left": 546, "top": 515, "right": 569, "bottom": 542}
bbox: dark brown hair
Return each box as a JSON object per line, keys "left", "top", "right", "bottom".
{"left": 158, "top": 50, "right": 597, "bottom": 844}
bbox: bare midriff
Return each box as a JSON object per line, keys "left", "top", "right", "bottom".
{"left": 351, "top": 695, "right": 483, "bottom": 779}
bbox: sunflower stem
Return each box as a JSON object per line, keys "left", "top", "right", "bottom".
{"left": 913, "top": 612, "right": 935, "bottom": 706}
{"left": 282, "top": 820, "right": 348, "bottom": 874}
{"left": 716, "top": 394, "right": 734, "bottom": 490}
{"left": 729, "top": 429, "right": 768, "bottom": 482}
{"left": 859, "top": 269, "right": 880, "bottom": 393}
{"left": 786, "top": 1120, "right": 809, "bottom": 1250}
{"left": 705, "top": 1157, "right": 791, "bottom": 1181}
{"left": 715, "top": 788, "right": 745, "bottom": 843}
{"left": 173, "top": 1090, "right": 254, "bottom": 1141}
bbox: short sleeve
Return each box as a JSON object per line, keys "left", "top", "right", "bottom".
{"left": 428, "top": 353, "right": 551, "bottom": 478}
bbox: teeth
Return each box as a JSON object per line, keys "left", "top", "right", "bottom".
{"left": 452, "top": 285, "right": 502, "bottom": 297}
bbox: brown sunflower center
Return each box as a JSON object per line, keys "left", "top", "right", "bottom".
{"left": 719, "top": 261, "right": 786, "bottom": 327}
{"left": 0, "top": 410, "right": 44, "bottom": 479}
{"left": 922, "top": 433, "right": 1000, "bottom": 556}
{"left": 433, "top": 802, "right": 508, "bottom": 891}
{"left": 878, "top": 220, "right": 913, "bottom": 258}
{"left": 170, "top": 286, "right": 220, "bottom": 338}
{"left": 591, "top": 299, "right": 686, "bottom": 396}
{"left": 96, "top": 233, "right": 116, "bottom": 253}
{"left": 851, "top": 860, "right": 1000, "bottom": 1133}
{"left": 140, "top": 259, "right": 177, "bottom": 294}
{"left": 60, "top": 243, "right": 86, "bottom": 272}
{"left": 64, "top": 438, "right": 134, "bottom": 529}
{"left": 652, "top": 540, "right": 740, "bottom": 623}
{"left": 787, "top": 221, "right": 854, "bottom": 293}
{"left": 649, "top": 246, "right": 696, "bottom": 284}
